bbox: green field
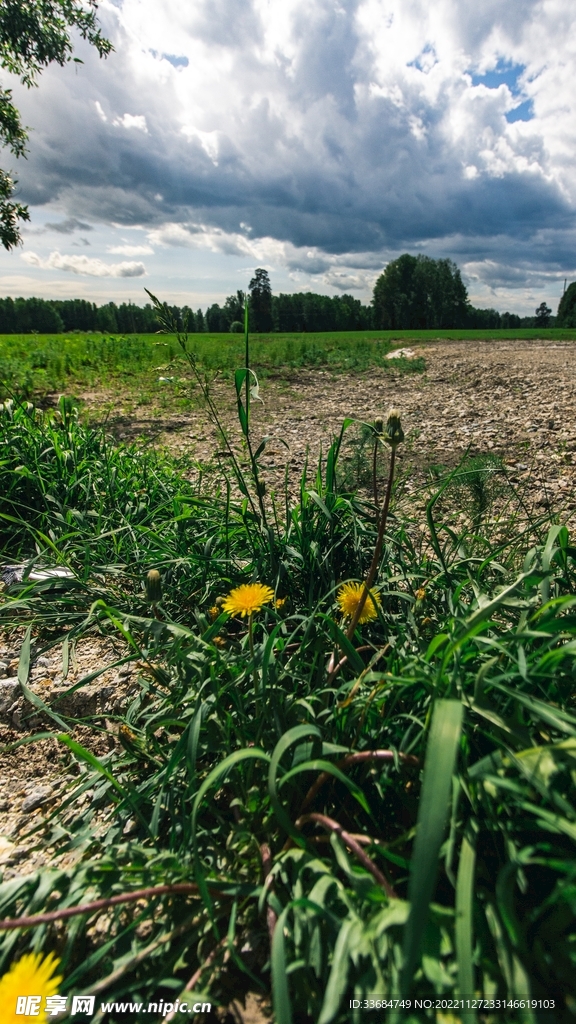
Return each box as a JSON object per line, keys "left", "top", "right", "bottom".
{"left": 1, "top": 327, "right": 576, "bottom": 398}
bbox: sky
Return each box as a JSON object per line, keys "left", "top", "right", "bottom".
{"left": 0, "top": 0, "right": 575, "bottom": 316}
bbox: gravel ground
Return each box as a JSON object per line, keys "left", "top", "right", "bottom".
{"left": 90, "top": 337, "right": 576, "bottom": 516}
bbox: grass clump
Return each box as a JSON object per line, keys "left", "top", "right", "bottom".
{"left": 0, "top": 308, "right": 575, "bottom": 1024}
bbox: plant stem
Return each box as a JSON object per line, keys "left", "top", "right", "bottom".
{"left": 248, "top": 611, "right": 259, "bottom": 708}
{"left": 346, "top": 446, "right": 396, "bottom": 641}
{"left": 372, "top": 436, "right": 379, "bottom": 509}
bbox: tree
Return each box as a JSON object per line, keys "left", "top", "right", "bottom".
{"left": 222, "top": 290, "right": 245, "bottom": 331}
{"left": 556, "top": 284, "right": 576, "bottom": 328}
{"left": 534, "top": 302, "right": 552, "bottom": 328}
{"left": 0, "top": 1, "right": 112, "bottom": 249}
{"left": 372, "top": 254, "right": 469, "bottom": 330}
{"left": 249, "top": 269, "right": 272, "bottom": 332}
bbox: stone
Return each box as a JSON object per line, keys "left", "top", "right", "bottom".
{"left": 21, "top": 786, "right": 54, "bottom": 814}
{"left": 0, "top": 679, "right": 19, "bottom": 713}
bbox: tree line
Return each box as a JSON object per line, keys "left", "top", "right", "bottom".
{"left": 0, "top": 258, "right": 567, "bottom": 334}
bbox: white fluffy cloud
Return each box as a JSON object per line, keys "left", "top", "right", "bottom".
{"left": 21, "top": 251, "right": 146, "bottom": 277}
{"left": 1, "top": 0, "right": 575, "bottom": 309}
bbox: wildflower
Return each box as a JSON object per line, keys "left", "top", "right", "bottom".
{"left": 382, "top": 409, "right": 404, "bottom": 449}
{"left": 275, "top": 596, "right": 287, "bottom": 609}
{"left": 337, "top": 582, "right": 381, "bottom": 624}
{"left": 0, "top": 951, "right": 62, "bottom": 1023}
{"left": 222, "top": 583, "right": 274, "bottom": 618}
{"left": 208, "top": 605, "right": 220, "bottom": 621}
{"left": 415, "top": 588, "right": 426, "bottom": 601}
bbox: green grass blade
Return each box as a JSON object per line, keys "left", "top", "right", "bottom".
{"left": 455, "top": 821, "right": 478, "bottom": 1017}
{"left": 271, "top": 905, "right": 293, "bottom": 1024}
{"left": 401, "top": 699, "right": 463, "bottom": 993}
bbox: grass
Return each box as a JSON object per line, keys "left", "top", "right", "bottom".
{"left": 0, "top": 307, "right": 575, "bottom": 1022}
{"left": 2, "top": 327, "right": 576, "bottom": 399}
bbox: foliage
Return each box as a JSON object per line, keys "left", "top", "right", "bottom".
{"left": 0, "top": 0, "right": 112, "bottom": 249}
{"left": 249, "top": 270, "right": 273, "bottom": 333}
{"left": 372, "top": 254, "right": 470, "bottom": 330}
{"left": 534, "top": 303, "right": 552, "bottom": 328}
{"left": 1, "top": 355, "right": 576, "bottom": 1022}
{"left": 556, "top": 283, "right": 576, "bottom": 329}
{"left": 0, "top": 279, "right": 535, "bottom": 335}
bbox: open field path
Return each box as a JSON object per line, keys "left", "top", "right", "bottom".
{"left": 88, "top": 336, "right": 576, "bottom": 513}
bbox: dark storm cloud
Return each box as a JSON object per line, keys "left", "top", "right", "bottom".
{"left": 4, "top": 0, "right": 576, "bottom": 294}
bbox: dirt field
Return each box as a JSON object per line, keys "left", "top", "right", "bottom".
{"left": 84, "top": 336, "right": 576, "bottom": 515}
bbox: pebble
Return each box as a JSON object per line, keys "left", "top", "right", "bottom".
{"left": 0, "top": 680, "right": 19, "bottom": 713}
{"left": 21, "top": 786, "right": 54, "bottom": 814}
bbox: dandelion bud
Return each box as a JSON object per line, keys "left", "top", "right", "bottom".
{"left": 256, "top": 480, "right": 267, "bottom": 497}
{"left": 383, "top": 409, "right": 404, "bottom": 448}
{"left": 374, "top": 418, "right": 384, "bottom": 435}
{"left": 145, "top": 569, "right": 162, "bottom": 604}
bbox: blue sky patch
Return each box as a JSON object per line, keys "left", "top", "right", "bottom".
{"left": 506, "top": 99, "right": 534, "bottom": 123}
{"left": 471, "top": 59, "right": 525, "bottom": 95}
{"left": 163, "top": 53, "right": 189, "bottom": 67}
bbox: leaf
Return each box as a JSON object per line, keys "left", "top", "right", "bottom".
{"left": 268, "top": 725, "right": 322, "bottom": 844}
{"left": 488, "top": 682, "right": 576, "bottom": 737}
{"left": 401, "top": 699, "right": 463, "bottom": 993}
{"left": 192, "top": 748, "right": 271, "bottom": 921}
{"left": 271, "top": 905, "right": 293, "bottom": 1024}
{"left": 318, "top": 918, "right": 354, "bottom": 1024}
{"left": 307, "top": 490, "right": 333, "bottom": 522}
{"left": 17, "top": 624, "right": 31, "bottom": 687}
{"left": 279, "top": 758, "right": 370, "bottom": 815}
{"left": 464, "top": 573, "right": 529, "bottom": 629}
{"left": 455, "top": 821, "right": 477, "bottom": 1015}
{"left": 319, "top": 614, "right": 365, "bottom": 673}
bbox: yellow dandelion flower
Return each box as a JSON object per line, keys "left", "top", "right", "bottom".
{"left": 415, "top": 588, "right": 426, "bottom": 601}
{"left": 0, "top": 951, "right": 62, "bottom": 1023}
{"left": 222, "top": 583, "right": 274, "bottom": 618}
{"left": 274, "top": 596, "right": 287, "bottom": 609}
{"left": 208, "top": 605, "right": 220, "bottom": 621}
{"left": 337, "top": 582, "right": 381, "bottom": 624}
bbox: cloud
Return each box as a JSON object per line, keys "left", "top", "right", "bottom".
{"left": 107, "top": 243, "right": 154, "bottom": 255}
{"left": 112, "top": 112, "right": 149, "bottom": 132}
{"left": 21, "top": 251, "right": 146, "bottom": 277}
{"left": 44, "top": 217, "right": 93, "bottom": 234}
{"left": 2, "top": 0, "right": 576, "bottom": 304}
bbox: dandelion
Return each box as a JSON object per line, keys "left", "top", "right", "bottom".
{"left": 382, "top": 409, "right": 404, "bottom": 449}
{"left": 337, "top": 582, "right": 381, "bottom": 624}
{"left": 415, "top": 588, "right": 426, "bottom": 601}
{"left": 208, "top": 605, "right": 220, "bottom": 621}
{"left": 0, "top": 952, "right": 62, "bottom": 1024}
{"left": 222, "top": 583, "right": 274, "bottom": 618}
{"left": 145, "top": 569, "right": 162, "bottom": 604}
{"left": 274, "top": 596, "right": 287, "bottom": 610}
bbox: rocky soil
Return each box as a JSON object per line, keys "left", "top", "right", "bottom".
{"left": 92, "top": 336, "right": 576, "bottom": 517}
